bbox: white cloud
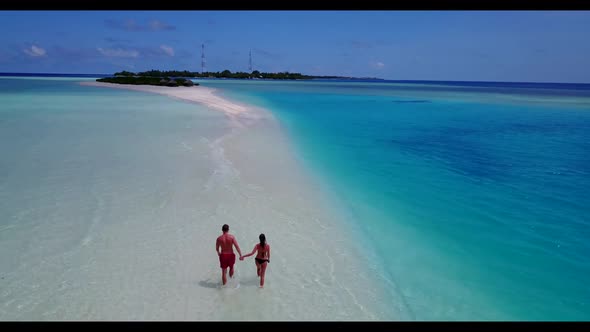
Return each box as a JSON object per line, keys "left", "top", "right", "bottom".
{"left": 105, "top": 19, "right": 176, "bottom": 32}
{"left": 149, "top": 20, "right": 175, "bottom": 31}
{"left": 97, "top": 47, "right": 139, "bottom": 58}
{"left": 160, "top": 45, "right": 174, "bottom": 56}
{"left": 23, "top": 45, "right": 46, "bottom": 57}
{"left": 370, "top": 61, "right": 385, "bottom": 69}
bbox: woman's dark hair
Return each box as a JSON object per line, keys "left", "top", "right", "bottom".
{"left": 259, "top": 233, "right": 266, "bottom": 249}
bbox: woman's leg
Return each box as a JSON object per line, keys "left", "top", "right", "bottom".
{"left": 255, "top": 260, "right": 261, "bottom": 277}
{"left": 259, "top": 262, "right": 268, "bottom": 288}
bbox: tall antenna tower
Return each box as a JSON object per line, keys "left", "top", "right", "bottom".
{"left": 201, "top": 44, "right": 206, "bottom": 73}
{"left": 249, "top": 49, "right": 253, "bottom": 72}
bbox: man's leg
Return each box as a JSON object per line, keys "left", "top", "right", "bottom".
{"left": 222, "top": 267, "right": 228, "bottom": 285}
{"left": 229, "top": 264, "right": 234, "bottom": 278}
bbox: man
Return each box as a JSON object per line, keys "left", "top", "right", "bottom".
{"left": 216, "top": 224, "right": 242, "bottom": 286}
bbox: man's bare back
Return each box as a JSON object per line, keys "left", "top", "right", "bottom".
{"left": 217, "top": 233, "right": 237, "bottom": 254}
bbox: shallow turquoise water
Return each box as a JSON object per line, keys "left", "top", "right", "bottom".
{"left": 0, "top": 77, "right": 403, "bottom": 320}
{"left": 200, "top": 79, "right": 590, "bottom": 320}
{"left": 0, "top": 77, "right": 228, "bottom": 276}
{"left": 1, "top": 76, "right": 589, "bottom": 320}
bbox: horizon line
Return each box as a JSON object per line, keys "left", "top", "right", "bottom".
{"left": 1, "top": 72, "right": 589, "bottom": 85}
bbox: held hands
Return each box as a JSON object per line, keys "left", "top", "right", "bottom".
{"left": 239, "top": 255, "right": 244, "bottom": 261}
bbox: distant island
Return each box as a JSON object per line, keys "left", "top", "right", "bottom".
{"left": 108, "top": 70, "right": 383, "bottom": 81}
{"left": 95, "top": 69, "right": 383, "bottom": 87}
{"left": 96, "top": 76, "right": 197, "bottom": 87}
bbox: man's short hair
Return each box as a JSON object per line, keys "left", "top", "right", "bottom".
{"left": 222, "top": 224, "right": 229, "bottom": 232}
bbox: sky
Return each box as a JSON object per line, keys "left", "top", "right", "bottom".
{"left": 0, "top": 10, "right": 589, "bottom": 82}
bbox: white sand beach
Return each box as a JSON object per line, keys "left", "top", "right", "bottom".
{"left": 0, "top": 80, "right": 403, "bottom": 320}
{"left": 80, "top": 81, "right": 249, "bottom": 117}
{"left": 5, "top": 81, "right": 401, "bottom": 320}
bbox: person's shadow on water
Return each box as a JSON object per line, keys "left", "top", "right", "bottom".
{"left": 198, "top": 279, "right": 220, "bottom": 289}
{"left": 198, "top": 278, "right": 260, "bottom": 288}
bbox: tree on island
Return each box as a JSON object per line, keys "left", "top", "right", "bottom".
{"left": 114, "top": 71, "right": 135, "bottom": 77}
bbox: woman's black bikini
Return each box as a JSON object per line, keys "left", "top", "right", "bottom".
{"left": 255, "top": 258, "right": 269, "bottom": 264}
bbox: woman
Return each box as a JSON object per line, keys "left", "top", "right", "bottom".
{"left": 240, "top": 233, "right": 270, "bottom": 288}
